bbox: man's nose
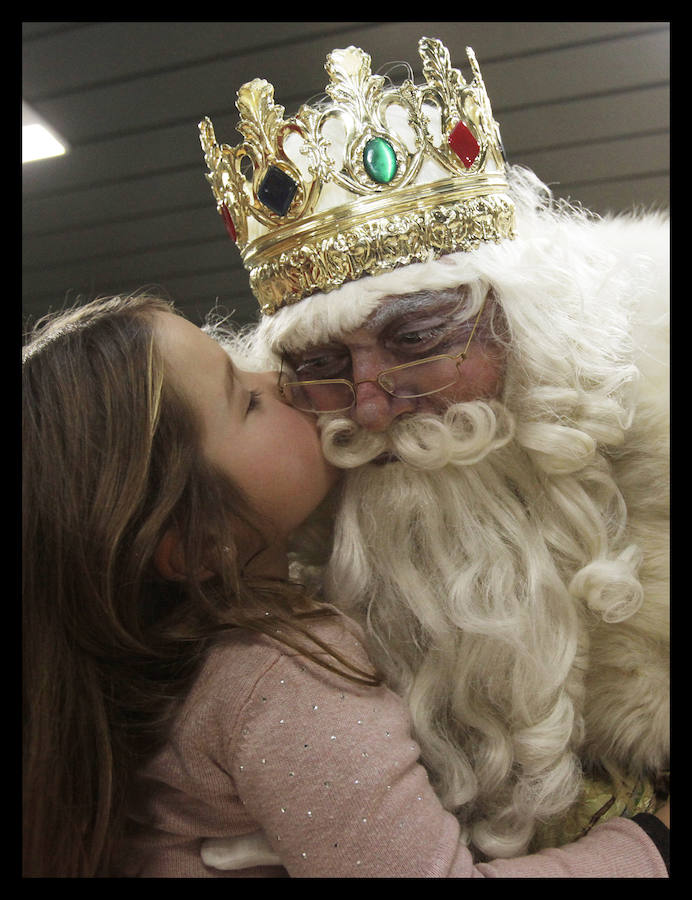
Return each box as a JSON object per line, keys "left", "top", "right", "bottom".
{"left": 349, "top": 351, "right": 416, "bottom": 432}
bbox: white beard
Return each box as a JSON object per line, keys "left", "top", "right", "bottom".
{"left": 255, "top": 191, "right": 670, "bottom": 860}
{"left": 300, "top": 397, "right": 668, "bottom": 859}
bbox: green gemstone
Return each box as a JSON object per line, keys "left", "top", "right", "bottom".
{"left": 363, "top": 137, "right": 397, "bottom": 184}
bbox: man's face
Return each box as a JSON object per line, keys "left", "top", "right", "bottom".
{"left": 283, "top": 287, "right": 508, "bottom": 432}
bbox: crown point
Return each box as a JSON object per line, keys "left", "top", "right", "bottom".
{"left": 363, "top": 137, "right": 398, "bottom": 184}
{"left": 448, "top": 121, "right": 480, "bottom": 169}
{"left": 220, "top": 204, "right": 237, "bottom": 243}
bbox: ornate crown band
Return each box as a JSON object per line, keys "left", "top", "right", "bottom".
{"left": 199, "top": 37, "right": 516, "bottom": 315}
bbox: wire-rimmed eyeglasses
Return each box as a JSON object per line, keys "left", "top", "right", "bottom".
{"left": 278, "top": 295, "right": 487, "bottom": 414}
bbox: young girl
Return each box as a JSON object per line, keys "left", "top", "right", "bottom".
{"left": 22, "top": 294, "right": 669, "bottom": 877}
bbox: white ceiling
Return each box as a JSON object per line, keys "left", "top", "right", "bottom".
{"left": 22, "top": 21, "right": 670, "bottom": 327}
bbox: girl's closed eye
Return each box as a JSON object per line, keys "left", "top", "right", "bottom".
{"left": 246, "top": 390, "right": 262, "bottom": 414}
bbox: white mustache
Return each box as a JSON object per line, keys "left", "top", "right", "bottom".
{"left": 320, "top": 400, "right": 515, "bottom": 470}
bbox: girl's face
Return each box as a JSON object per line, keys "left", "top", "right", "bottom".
{"left": 155, "top": 312, "right": 338, "bottom": 550}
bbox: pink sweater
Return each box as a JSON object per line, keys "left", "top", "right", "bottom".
{"left": 116, "top": 611, "right": 667, "bottom": 878}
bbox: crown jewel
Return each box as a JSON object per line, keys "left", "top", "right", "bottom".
{"left": 199, "top": 38, "right": 515, "bottom": 315}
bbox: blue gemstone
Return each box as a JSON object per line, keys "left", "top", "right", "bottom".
{"left": 258, "top": 165, "right": 298, "bottom": 217}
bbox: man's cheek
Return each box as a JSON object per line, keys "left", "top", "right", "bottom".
{"left": 436, "top": 353, "right": 505, "bottom": 405}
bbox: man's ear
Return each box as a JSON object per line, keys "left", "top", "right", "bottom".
{"left": 153, "top": 528, "right": 215, "bottom": 582}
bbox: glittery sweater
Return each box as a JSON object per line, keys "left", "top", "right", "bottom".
{"left": 115, "top": 610, "right": 668, "bottom": 878}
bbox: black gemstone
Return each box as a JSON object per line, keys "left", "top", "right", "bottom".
{"left": 257, "top": 165, "right": 298, "bottom": 217}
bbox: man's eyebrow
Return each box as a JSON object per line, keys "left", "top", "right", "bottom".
{"left": 366, "top": 293, "right": 452, "bottom": 331}
{"left": 287, "top": 342, "right": 345, "bottom": 358}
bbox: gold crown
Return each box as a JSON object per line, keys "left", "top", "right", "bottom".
{"left": 199, "top": 37, "right": 515, "bottom": 315}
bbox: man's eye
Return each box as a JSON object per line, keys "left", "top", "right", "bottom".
{"left": 293, "top": 353, "right": 348, "bottom": 379}
{"left": 397, "top": 328, "right": 439, "bottom": 344}
{"left": 391, "top": 324, "right": 450, "bottom": 353}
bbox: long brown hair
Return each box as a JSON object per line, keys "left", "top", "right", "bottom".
{"left": 22, "top": 294, "right": 375, "bottom": 878}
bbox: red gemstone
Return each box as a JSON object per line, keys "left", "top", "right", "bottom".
{"left": 448, "top": 121, "right": 480, "bottom": 169}
{"left": 221, "top": 203, "right": 237, "bottom": 243}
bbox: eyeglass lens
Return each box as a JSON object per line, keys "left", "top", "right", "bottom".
{"left": 380, "top": 355, "right": 460, "bottom": 398}
{"left": 282, "top": 380, "right": 354, "bottom": 412}
{"left": 283, "top": 354, "right": 463, "bottom": 412}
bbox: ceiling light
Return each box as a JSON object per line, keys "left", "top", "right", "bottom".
{"left": 22, "top": 101, "right": 68, "bottom": 164}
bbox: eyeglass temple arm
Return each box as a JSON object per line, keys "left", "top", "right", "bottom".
{"left": 460, "top": 292, "right": 488, "bottom": 357}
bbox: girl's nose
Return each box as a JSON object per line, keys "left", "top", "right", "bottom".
{"left": 253, "top": 369, "right": 282, "bottom": 393}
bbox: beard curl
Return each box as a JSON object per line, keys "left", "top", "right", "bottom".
{"left": 319, "top": 399, "right": 515, "bottom": 471}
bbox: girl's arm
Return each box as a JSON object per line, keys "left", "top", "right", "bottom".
{"left": 221, "top": 623, "right": 667, "bottom": 878}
